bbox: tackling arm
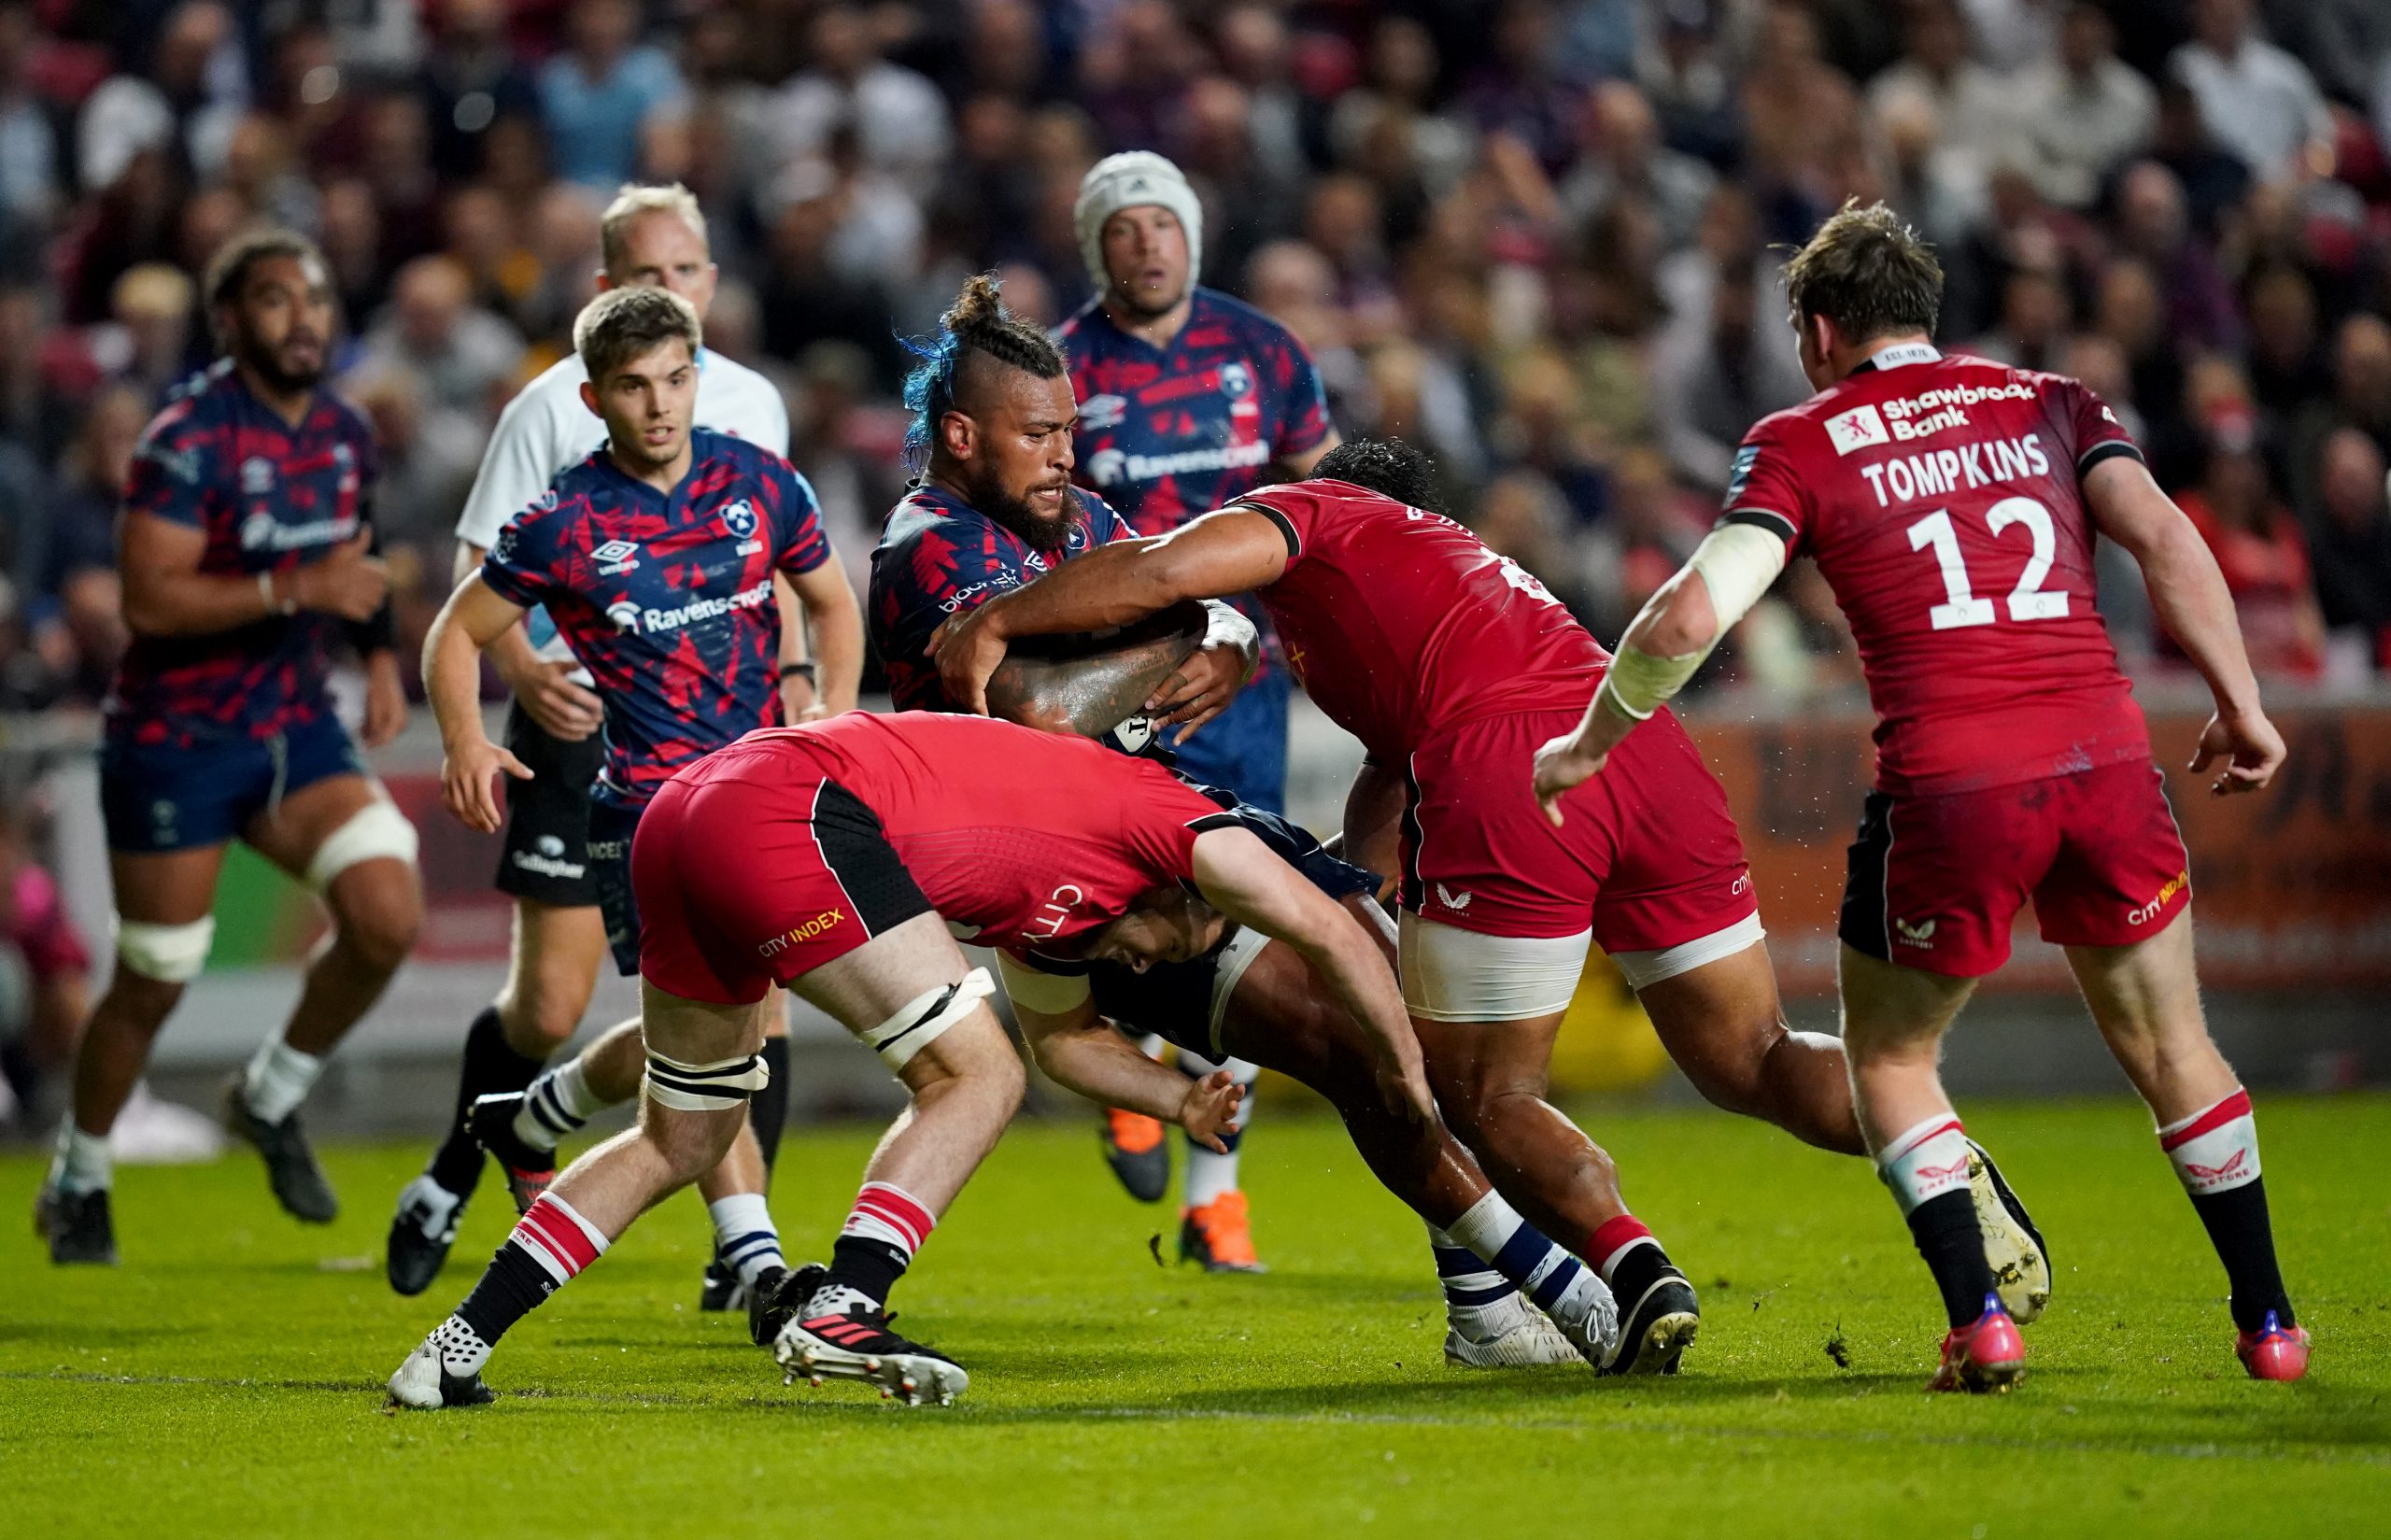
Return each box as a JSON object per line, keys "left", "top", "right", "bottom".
{"left": 1188, "top": 826, "right": 1434, "bottom": 1124}
{"left": 1000, "top": 968, "right": 1243, "bottom": 1151}
{"left": 1531, "top": 522, "right": 1786, "bottom": 824}
{"left": 931, "top": 510, "right": 1290, "bottom": 716}
{"left": 2084, "top": 457, "right": 2285, "bottom": 793}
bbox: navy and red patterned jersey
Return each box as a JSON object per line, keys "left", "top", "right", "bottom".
{"left": 1723, "top": 346, "right": 2151, "bottom": 796}
{"left": 1058, "top": 288, "right": 1331, "bottom": 539}
{"left": 106, "top": 360, "right": 381, "bottom": 746}
{"left": 480, "top": 429, "right": 830, "bottom": 808}
{"left": 868, "top": 482, "right": 1133, "bottom": 712}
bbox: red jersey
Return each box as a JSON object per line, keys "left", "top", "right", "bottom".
{"left": 1724, "top": 346, "right": 2151, "bottom": 796}
{"left": 1231, "top": 480, "right": 1611, "bottom": 762}
{"left": 670, "top": 713, "right": 1232, "bottom": 952}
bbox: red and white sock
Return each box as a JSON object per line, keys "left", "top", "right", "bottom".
{"left": 2160, "top": 1088, "right": 2261, "bottom": 1194}
{"left": 843, "top": 1180, "right": 934, "bottom": 1256}
{"left": 1587, "top": 1214, "right": 1659, "bottom": 1286}
{"left": 513, "top": 1193, "right": 610, "bottom": 1285}
{"left": 810, "top": 1181, "right": 937, "bottom": 1315}
{"left": 1875, "top": 1112, "right": 1973, "bottom": 1215}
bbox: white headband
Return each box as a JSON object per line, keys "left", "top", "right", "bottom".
{"left": 1074, "top": 150, "right": 1202, "bottom": 296}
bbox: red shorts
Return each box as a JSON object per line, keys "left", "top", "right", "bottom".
{"left": 7, "top": 865, "right": 92, "bottom": 982}
{"left": 1838, "top": 758, "right": 2191, "bottom": 979}
{"left": 630, "top": 771, "right": 931, "bottom": 1005}
{"left": 1402, "top": 706, "right": 1757, "bottom": 950}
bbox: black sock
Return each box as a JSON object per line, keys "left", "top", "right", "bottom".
{"left": 822, "top": 1234, "right": 908, "bottom": 1309}
{"left": 2189, "top": 1179, "right": 2295, "bottom": 1333}
{"left": 752, "top": 1037, "right": 790, "bottom": 1180}
{"left": 1907, "top": 1189, "right": 1998, "bottom": 1328}
{"left": 427, "top": 1007, "right": 547, "bottom": 1198}
{"left": 453, "top": 1239, "right": 559, "bottom": 1347}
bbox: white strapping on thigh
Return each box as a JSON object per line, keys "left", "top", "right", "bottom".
{"left": 304, "top": 797, "right": 419, "bottom": 891}
{"left": 1607, "top": 912, "right": 1767, "bottom": 992}
{"left": 1396, "top": 911, "right": 1591, "bottom": 1023}
{"left": 1205, "top": 924, "right": 1272, "bottom": 1056}
{"left": 861, "top": 967, "right": 996, "bottom": 1071}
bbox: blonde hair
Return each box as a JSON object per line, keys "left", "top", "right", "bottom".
{"left": 573, "top": 285, "right": 701, "bottom": 383}
{"left": 599, "top": 183, "right": 709, "bottom": 274}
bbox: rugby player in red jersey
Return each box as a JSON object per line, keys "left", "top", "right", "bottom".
{"left": 391, "top": 712, "right": 1441, "bottom": 1409}
{"left": 931, "top": 437, "right": 2049, "bottom": 1374}
{"left": 1531, "top": 203, "right": 2306, "bottom": 1391}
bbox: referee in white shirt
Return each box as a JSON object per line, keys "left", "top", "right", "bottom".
{"left": 387, "top": 185, "right": 824, "bottom": 1306}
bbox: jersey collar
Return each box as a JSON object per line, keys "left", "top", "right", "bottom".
{"left": 1849, "top": 340, "right": 1941, "bottom": 375}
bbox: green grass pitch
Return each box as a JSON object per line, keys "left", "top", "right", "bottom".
{"left": 7, "top": 1095, "right": 2387, "bottom": 1538}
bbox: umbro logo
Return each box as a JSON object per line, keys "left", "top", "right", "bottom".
{"left": 1435, "top": 883, "right": 1472, "bottom": 912}
{"left": 592, "top": 538, "right": 640, "bottom": 575}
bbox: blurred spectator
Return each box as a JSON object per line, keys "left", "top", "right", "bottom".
{"left": 1636, "top": 0, "right": 1742, "bottom": 171}
{"left": 2307, "top": 427, "right": 2391, "bottom": 675}
{"left": 2174, "top": 408, "right": 2325, "bottom": 679}
{"left": 1560, "top": 82, "right": 1715, "bottom": 253}
{"left": 417, "top": 0, "right": 540, "bottom": 183}
{"left": 1968, "top": 266, "right": 2072, "bottom": 374}
{"left": 360, "top": 255, "right": 524, "bottom": 417}
{"left": 1739, "top": 3, "right": 1860, "bottom": 218}
{"left": 769, "top": 1, "right": 949, "bottom": 203}
{"left": 1471, "top": 469, "right": 1595, "bottom": 620}
{"left": 1864, "top": 0, "right": 2016, "bottom": 207}
{"left": 2012, "top": 4, "right": 2156, "bottom": 211}
{"left": 2169, "top": 0, "right": 2328, "bottom": 185}
{"left": 1653, "top": 247, "right": 1811, "bottom": 493}
{"left": 2288, "top": 314, "right": 2391, "bottom": 516}
{"left": 0, "top": 1, "right": 58, "bottom": 232}
{"left": 75, "top": 1, "right": 243, "bottom": 194}
{"left": 35, "top": 380, "right": 142, "bottom": 701}
{"left": 1464, "top": 1, "right": 1588, "bottom": 178}
{"left": 1329, "top": 18, "right": 1475, "bottom": 205}
{"left": 1582, "top": 444, "right": 1708, "bottom": 640}
{"left": 538, "top": 0, "right": 685, "bottom": 191}
{"left": 2112, "top": 160, "right": 2242, "bottom": 358}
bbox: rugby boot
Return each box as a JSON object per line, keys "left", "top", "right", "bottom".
{"left": 700, "top": 1248, "right": 747, "bottom": 1313}
{"left": 1444, "top": 1293, "right": 1585, "bottom": 1368}
{"left": 1179, "top": 1190, "right": 1265, "bottom": 1272}
{"left": 385, "top": 1175, "right": 462, "bottom": 1296}
{"left": 1599, "top": 1264, "right": 1700, "bottom": 1376}
{"left": 1967, "top": 1138, "right": 2051, "bottom": 1323}
{"left": 748, "top": 1262, "right": 819, "bottom": 1349}
{"left": 35, "top": 1183, "right": 116, "bottom": 1265}
{"left": 774, "top": 1290, "right": 969, "bottom": 1406}
{"left": 223, "top": 1078, "right": 338, "bottom": 1223}
{"left": 2235, "top": 1310, "right": 2311, "bottom": 1382}
{"left": 1100, "top": 1108, "right": 1169, "bottom": 1202}
{"left": 388, "top": 1337, "right": 496, "bottom": 1410}
{"left": 1930, "top": 1293, "right": 2028, "bottom": 1393}
{"left": 466, "top": 1092, "right": 556, "bottom": 1214}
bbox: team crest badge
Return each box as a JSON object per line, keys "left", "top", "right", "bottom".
{"left": 1219, "top": 362, "right": 1253, "bottom": 400}
{"left": 241, "top": 456, "right": 276, "bottom": 495}
{"left": 720, "top": 500, "right": 757, "bottom": 539}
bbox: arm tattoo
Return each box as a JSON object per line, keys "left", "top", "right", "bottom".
{"left": 987, "top": 600, "right": 1206, "bottom": 738}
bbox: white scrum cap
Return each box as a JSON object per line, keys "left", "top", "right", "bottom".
{"left": 1074, "top": 150, "right": 1202, "bottom": 293}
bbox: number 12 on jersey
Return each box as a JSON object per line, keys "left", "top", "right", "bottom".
{"left": 1906, "top": 497, "right": 2071, "bottom": 631}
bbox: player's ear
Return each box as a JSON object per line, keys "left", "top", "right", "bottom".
{"left": 578, "top": 380, "right": 601, "bottom": 418}
{"left": 940, "top": 409, "right": 974, "bottom": 461}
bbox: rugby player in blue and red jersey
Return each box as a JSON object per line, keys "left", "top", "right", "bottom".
{"left": 36, "top": 228, "right": 424, "bottom": 1264}
{"left": 417, "top": 285, "right": 860, "bottom": 1335}
{"left": 1056, "top": 155, "right": 1340, "bottom": 1219}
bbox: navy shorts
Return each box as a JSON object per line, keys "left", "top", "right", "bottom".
{"left": 588, "top": 798, "right": 645, "bottom": 978}
{"left": 496, "top": 701, "right": 605, "bottom": 907}
{"left": 100, "top": 712, "right": 367, "bottom": 855}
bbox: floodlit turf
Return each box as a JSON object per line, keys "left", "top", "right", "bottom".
{"left": 6, "top": 1095, "right": 2386, "bottom": 1538}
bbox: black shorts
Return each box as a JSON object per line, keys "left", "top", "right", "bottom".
{"left": 588, "top": 798, "right": 644, "bottom": 978}
{"left": 495, "top": 701, "right": 605, "bottom": 907}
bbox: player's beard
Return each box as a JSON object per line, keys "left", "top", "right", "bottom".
{"left": 238, "top": 332, "right": 324, "bottom": 394}
{"left": 966, "top": 465, "right": 1077, "bottom": 552}
{"left": 1111, "top": 277, "right": 1186, "bottom": 322}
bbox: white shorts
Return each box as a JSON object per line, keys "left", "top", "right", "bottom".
{"left": 1398, "top": 911, "right": 1766, "bottom": 1022}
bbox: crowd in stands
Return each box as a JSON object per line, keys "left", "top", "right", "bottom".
{"left": 4, "top": 0, "right": 2391, "bottom": 716}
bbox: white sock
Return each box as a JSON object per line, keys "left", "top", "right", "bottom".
{"left": 431, "top": 1315, "right": 492, "bottom": 1376}
{"left": 1875, "top": 1112, "right": 1974, "bottom": 1215}
{"left": 242, "top": 1037, "right": 324, "bottom": 1123}
{"left": 708, "top": 1193, "right": 785, "bottom": 1286}
{"left": 1443, "top": 1190, "right": 1610, "bottom": 1331}
{"left": 49, "top": 1121, "right": 112, "bottom": 1194}
{"left": 1179, "top": 1049, "right": 1255, "bottom": 1208}
{"left": 516, "top": 1056, "right": 602, "bottom": 1152}
{"left": 2159, "top": 1087, "right": 2262, "bottom": 1194}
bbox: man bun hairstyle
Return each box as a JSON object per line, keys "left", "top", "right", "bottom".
{"left": 1782, "top": 200, "right": 1944, "bottom": 346}
{"left": 573, "top": 284, "right": 702, "bottom": 384}
{"left": 900, "top": 273, "right": 1068, "bottom": 470}
{"left": 1313, "top": 437, "right": 1449, "bottom": 517}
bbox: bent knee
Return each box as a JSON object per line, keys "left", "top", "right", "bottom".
{"left": 332, "top": 880, "right": 421, "bottom": 972}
